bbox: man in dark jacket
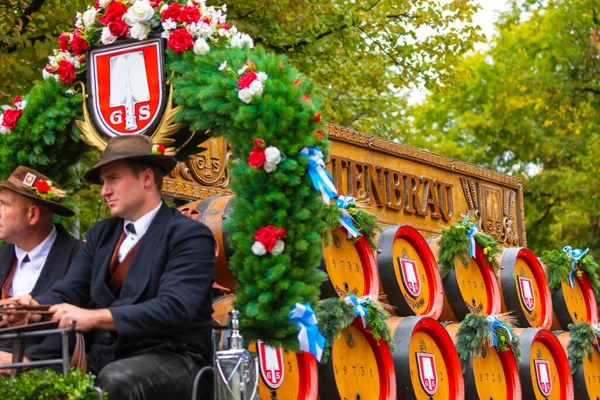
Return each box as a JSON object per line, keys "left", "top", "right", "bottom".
{"left": 0, "top": 166, "right": 81, "bottom": 367}
{"left": 12, "top": 136, "right": 216, "bottom": 399}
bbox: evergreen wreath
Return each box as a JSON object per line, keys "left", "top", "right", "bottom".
{"left": 541, "top": 249, "right": 600, "bottom": 295}
{"left": 314, "top": 297, "right": 394, "bottom": 363}
{"left": 0, "top": 369, "right": 105, "bottom": 400}
{"left": 566, "top": 322, "right": 599, "bottom": 371}
{"left": 322, "top": 202, "right": 382, "bottom": 250}
{"left": 437, "top": 215, "right": 502, "bottom": 279}
{"left": 454, "top": 313, "right": 522, "bottom": 373}
{"left": 0, "top": 0, "right": 331, "bottom": 349}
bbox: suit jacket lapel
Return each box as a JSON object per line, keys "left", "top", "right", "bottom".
{"left": 0, "top": 244, "right": 15, "bottom": 288}
{"left": 118, "top": 203, "right": 171, "bottom": 304}
{"left": 30, "top": 225, "right": 73, "bottom": 297}
{"left": 91, "top": 219, "right": 123, "bottom": 306}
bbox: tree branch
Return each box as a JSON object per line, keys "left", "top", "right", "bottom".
{"left": 533, "top": 201, "right": 556, "bottom": 228}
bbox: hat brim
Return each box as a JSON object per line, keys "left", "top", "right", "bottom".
{"left": 83, "top": 154, "right": 178, "bottom": 185}
{"left": 0, "top": 180, "right": 75, "bottom": 217}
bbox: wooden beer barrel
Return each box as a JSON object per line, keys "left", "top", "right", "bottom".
{"left": 320, "top": 227, "right": 379, "bottom": 299}
{"left": 318, "top": 319, "right": 395, "bottom": 399}
{"left": 387, "top": 316, "right": 464, "bottom": 399}
{"left": 555, "top": 331, "right": 600, "bottom": 400}
{"left": 445, "top": 323, "right": 521, "bottom": 400}
{"left": 428, "top": 237, "right": 501, "bottom": 321}
{"left": 376, "top": 225, "right": 444, "bottom": 319}
{"left": 514, "top": 328, "right": 574, "bottom": 400}
{"left": 213, "top": 295, "right": 319, "bottom": 400}
{"left": 497, "top": 247, "right": 553, "bottom": 329}
{"left": 551, "top": 273, "right": 599, "bottom": 330}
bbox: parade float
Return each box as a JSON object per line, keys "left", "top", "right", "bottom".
{"left": 0, "top": 0, "right": 599, "bottom": 399}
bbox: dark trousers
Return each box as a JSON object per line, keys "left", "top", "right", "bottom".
{"left": 96, "top": 348, "right": 210, "bottom": 400}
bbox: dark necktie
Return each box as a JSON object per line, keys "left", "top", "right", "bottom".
{"left": 126, "top": 223, "right": 136, "bottom": 235}
{"left": 22, "top": 254, "right": 30, "bottom": 263}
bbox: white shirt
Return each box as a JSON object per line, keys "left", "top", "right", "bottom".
{"left": 118, "top": 202, "right": 162, "bottom": 262}
{"left": 10, "top": 225, "right": 58, "bottom": 296}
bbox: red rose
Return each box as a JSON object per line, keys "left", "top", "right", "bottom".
{"left": 293, "top": 78, "right": 302, "bottom": 86}
{"left": 254, "top": 226, "right": 285, "bottom": 252}
{"left": 150, "top": 0, "right": 161, "bottom": 7}
{"left": 253, "top": 138, "right": 265, "bottom": 148}
{"left": 35, "top": 180, "right": 51, "bottom": 194}
{"left": 315, "top": 130, "right": 323, "bottom": 140}
{"left": 181, "top": 5, "right": 201, "bottom": 23}
{"left": 161, "top": 2, "right": 182, "bottom": 22}
{"left": 238, "top": 71, "right": 257, "bottom": 90}
{"left": 1, "top": 109, "right": 23, "bottom": 130}
{"left": 248, "top": 146, "right": 265, "bottom": 168}
{"left": 70, "top": 30, "right": 89, "bottom": 56}
{"left": 244, "top": 60, "right": 255, "bottom": 71}
{"left": 13, "top": 96, "right": 22, "bottom": 105}
{"left": 302, "top": 94, "right": 311, "bottom": 102}
{"left": 95, "top": 0, "right": 100, "bottom": 8}
{"left": 313, "top": 112, "right": 322, "bottom": 123}
{"left": 57, "top": 59, "right": 76, "bottom": 84}
{"left": 109, "top": 19, "right": 129, "bottom": 37}
{"left": 167, "top": 28, "right": 194, "bottom": 53}
{"left": 98, "top": 1, "right": 127, "bottom": 24}
{"left": 58, "top": 33, "right": 71, "bottom": 52}
{"left": 220, "top": 23, "right": 230, "bottom": 30}
{"left": 201, "top": 17, "right": 211, "bottom": 24}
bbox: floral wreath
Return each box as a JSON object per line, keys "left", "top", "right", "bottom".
{"left": 0, "top": 0, "right": 333, "bottom": 350}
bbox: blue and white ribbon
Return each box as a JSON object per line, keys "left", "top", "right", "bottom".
{"left": 300, "top": 147, "right": 338, "bottom": 203}
{"left": 289, "top": 303, "right": 326, "bottom": 362}
{"left": 335, "top": 195, "right": 362, "bottom": 239}
{"left": 486, "top": 315, "right": 514, "bottom": 347}
{"left": 594, "top": 325, "right": 600, "bottom": 353}
{"left": 344, "top": 294, "right": 371, "bottom": 328}
{"left": 466, "top": 224, "right": 478, "bottom": 259}
{"left": 569, "top": 269, "right": 576, "bottom": 289}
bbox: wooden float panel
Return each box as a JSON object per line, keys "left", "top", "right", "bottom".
{"left": 408, "top": 330, "right": 451, "bottom": 399}
{"left": 391, "top": 237, "right": 432, "bottom": 315}
{"left": 322, "top": 228, "right": 368, "bottom": 297}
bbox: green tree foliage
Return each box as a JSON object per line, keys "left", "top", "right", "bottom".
{"left": 406, "top": 0, "right": 600, "bottom": 253}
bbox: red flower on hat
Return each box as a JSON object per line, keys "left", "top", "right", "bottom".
{"left": 152, "top": 144, "right": 166, "bottom": 155}
{"left": 35, "top": 180, "right": 51, "bottom": 194}
{"left": 254, "top": 225, "right": 286, "bottom": 252}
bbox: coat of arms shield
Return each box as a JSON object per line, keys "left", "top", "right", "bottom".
{"left": 518, "top": 276, "right": 535, "bottom": 311}
{"left": 416, "top": 352, "right": 438, "bottom": 395}
{"left": 86, "top": 38, "right": 167, "bottom": 137}
{"left": 257, "top": 340, "right": 284, "bottom": 389}
{"left": 534, "top": 359, "right": 552, "bottom": 396}
{"left": 398, "top": 257, "right": 421, "bottom": 298}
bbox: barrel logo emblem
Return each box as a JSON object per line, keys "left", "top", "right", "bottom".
{"left": 87, "top": 39, "right": 166, "bottom": 138}
{"left": 258, "top": 341, "right": 284, "bottom": 389}
{"left": 416, "top": 352, "right": 438, "bottom": 395}
{"left": 518, "top": 276, "right": 535, "bottom": 311}
{"left": 534, "top": 359, "right": 552, "bottom": 396}
{"left": 399, "top": 257, "right": 421, "bottom": 298}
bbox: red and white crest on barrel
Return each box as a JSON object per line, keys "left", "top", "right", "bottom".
{"left": 416, "top": 352, "right": 438, "bottom": 395}
{"left": 534, "top": 359, "right": 552, "bottom": 397}
{"left": 398, "top": 257, "right": 421, "bottom": 298}
{"left": 258, "top": 341, "right": 284, "bottom": 389}
{"left": 87, "top": 38, "right": 166, "bottom": 137}
{"left": 518, "top": 276, "right": 535, "bottom": 311}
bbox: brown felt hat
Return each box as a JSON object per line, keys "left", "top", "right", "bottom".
{"left": 0, "top": 166, "right": 75, "bottom": 217}
{"left": 84, "top": 135, "right": 177, "bottom": 184}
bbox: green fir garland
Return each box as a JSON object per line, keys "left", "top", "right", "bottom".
{"left": 566, "top": 322, "right": 599, "bottom": 371}
{"left": 0, "top": 369, "right": 105, "bottom": 400}
{"left": 314, "top": 297, "right": 394, "bottom": 363}
{"left": 322, "top": 203, "right": 382, "bottom": 250}
{"left": 437, "top": 215, "right": 502, "bottom": 279}
{"left": 454, "top": 313, "right": 522, "bottom": 373}
{"left": 541, "top": 249, "right": 600, "bottom": 294}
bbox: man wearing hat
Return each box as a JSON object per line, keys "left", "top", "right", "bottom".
{"left": 0, "top": 166, "right": 81, "bottom": 366}
{"left": 11, "top": 135, "right": 216, "bottom": 400}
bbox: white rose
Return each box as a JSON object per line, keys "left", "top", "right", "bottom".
{"left": 99, "top": 0, "right": 111, "bottom": 8}
{"left": 75, "top": 12, "right": 84, "bottom": 29}
{"left": 82, "top": 8, "right": 97, "bottom": 29}
{"left": 162, "top": 19, "right": 177, "bottom": 31}
{"left": 256, "top": 72, "right": 268, "bottom": 83}
{"left": 0, "top": 126, "right": 10, "bottom": 134}
{"left": 193, "top": 38, "right": 210, "bottom": 55}
{"left": 130, "top": 23, "right": 151, "bottom": 40}
{"left": 42, "top": 69, "right": 54, "bottom": 80}
{"left": 248, "top": 79, "right": 263, "bottom": 96}
{"left": 271, "top": 240, "right": 285, "bottom": 255}
{"left": 238, "top": 88, "right": 253, "bottom": 104}
{"left": 125, "top": 0, "right": 155, "bottom": 24}
{"left": 252, "top": 241, "right": 266, "bottom": 256}
{"left": 14, "top": 100, "right": 27, "bottom": 110}
{"left": 263, "top": 162, "right": 277, "bottom": 173}
{"left": 100, "top": 27, "right": 117, "bottom": 45}
{"left": 265, "top": 147, "right": 281, "bottom": 164}
{"left": 239, "top": 33, "right": 254, "bottom": 49}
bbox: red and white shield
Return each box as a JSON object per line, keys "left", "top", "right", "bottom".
{"left": 87, "top": 38, "right": 167, "bottom": 137}
{"left": 257, "top": 341, "right": 284, "bottom": 389}
{"left": 416, "top": 352, "right": 438, "bottom": 395}
{"left": 398, "top": 257, "right": 421, "bottom": 298}
{"left": 518, "top": 276, "right": 535, "bottom": 311}
{"left": 534, "top": 359, "right": 552, "bottom": 397}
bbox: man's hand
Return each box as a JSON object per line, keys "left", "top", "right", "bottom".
{"left": 0, "top": 350, "right": 29, "bottom": 375}
{"left": 1, "top": 295, "right": 41, "bottom": 326}
{"left": 49, "top": 304, "right": 100, "bottom": 332}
